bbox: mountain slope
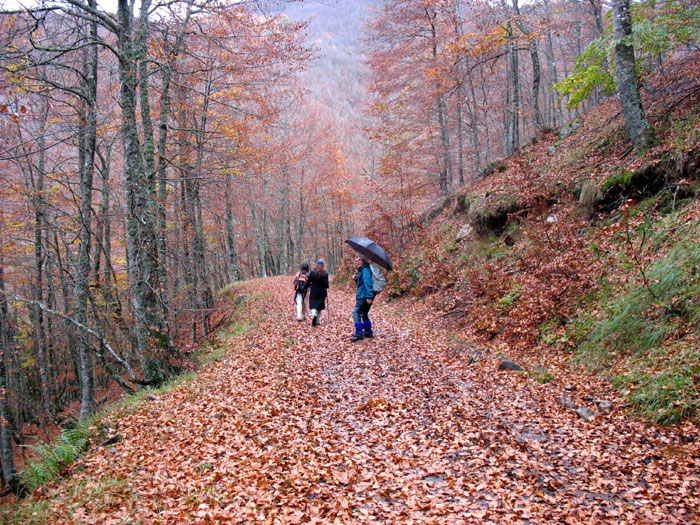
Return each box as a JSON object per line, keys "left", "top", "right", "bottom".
{"left": 384, "top": 52, "right": 700, "bottom": 425}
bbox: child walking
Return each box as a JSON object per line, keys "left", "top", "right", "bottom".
{"left": 293, "top": 263, "right": 310, "bottom": 321}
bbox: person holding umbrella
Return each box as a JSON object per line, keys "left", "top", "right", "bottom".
{"left": 352, "top": 255, "right": 374, "bottom": 341}
{"left": 345, "top": 237, "right": 393, "bottom": 342}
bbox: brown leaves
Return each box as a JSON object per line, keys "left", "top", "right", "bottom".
{"left": 13, "top": 278, "right": 700, "bottom": 523}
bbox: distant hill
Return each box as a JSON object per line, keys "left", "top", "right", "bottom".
{"left": 279, "top": 0, "right": 375, "bottom": 122}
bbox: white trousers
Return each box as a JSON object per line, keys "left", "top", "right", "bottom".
{"left": 295, "top": 293, "right": 307, "bottom": 320}
{"left": 311, "top": 309, "right": 322, "bottom": 322}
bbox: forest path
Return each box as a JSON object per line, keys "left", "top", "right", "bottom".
{"left": 34, "top": 277, "right": 699, "bottom": 523}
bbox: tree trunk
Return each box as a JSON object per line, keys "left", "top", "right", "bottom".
{"left": 193, "top": 77, "right": 212, "bottom": 336}
{"left": 588, "top": 0, "right": 605, "bottom": 36}
{"left": 155, "top": 1, "right": 193, "bottom": 299}
{"left": 508, "top": 23, "right": 520, "bottom": 152}
{"left": 0, "top": 248, "right": 23, "bottom": 495}
{"left": 224, "top": 170, "right": 239, "bottom": 282}
{"left": 512, "top": 0, "right": 544, "bottom": 133}
{"left": 31, "top": 101, "right": 53, "bottom": 421}
{"left": 75, "top": 2, "right": 98, "bottom": 420}
{"left": 428, "top": 11, "right": 453, "bottom": 195}
{"left": 611, "top": 0, "right": 655, "bottom": 152}
{"left": 117, "top": 0, "right": 175, "bottom": 382}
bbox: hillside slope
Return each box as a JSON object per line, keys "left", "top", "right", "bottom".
{"left": 385, "top": 53, "right": 700, "bottom": 425}
{"left": 4, "top": 277, "right": 699, "bottom": 522}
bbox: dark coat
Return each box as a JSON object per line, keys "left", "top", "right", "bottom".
{"left": 355, "top": 263, "right": 374, "bottom": 300}
{"left": 308, "top": 270, "right": 329, "bottom": 311}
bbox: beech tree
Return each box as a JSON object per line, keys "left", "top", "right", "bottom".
{"left": 611, "top": 0, "right": 655, "bottom": 151}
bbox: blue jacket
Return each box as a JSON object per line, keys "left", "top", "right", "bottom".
{"left": 355, "top": 263, "right": 374, "bottom": 300}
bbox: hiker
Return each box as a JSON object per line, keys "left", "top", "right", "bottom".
{"left": 308, "top": 259, "right": 329, "bottom": 326}
{"left": 293, "top": 262, "right": 310, "bottom": 321}
{"left": 351, "top": 255, "right": 374, "bottom": 342}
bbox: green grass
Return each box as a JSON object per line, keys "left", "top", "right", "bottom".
{"left": 578, "top": 239, "right": 700, "bottom": 363}
{"left": 530, "top": 366, "right": 555, "bottom": 384}
{"left": 497, "top": 285, "right": 521, "bottom": 315}
{"left": 612, "top": 343, "right": 700, "bottom": 425}
{"left": 1, "top": 474, "right": 130, "bottom": 524}
{"left": 573, "top": 202, "right": 700, "bottom": 423}
{"left": 601, "top": 168, "right": 635, "bottom": 193}
{"left": 0, "top": 500, "right": 49, "bottom": 524}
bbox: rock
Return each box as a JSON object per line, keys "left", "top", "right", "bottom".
{"left": 559, "top": 120, "right": 581, "bottom": 139}
{"left": 456, "top": 223, "right": 474, "bottom": 242}
{"left": 546, "top": 215, "right": 557, "bottom": 223}
{"left": 564, "top": 384, "right": 575, "bottom": 392}
{"left": 99, "top": 434, "right": 122, "bottom": 447}
{"left": 575, "top": 407, "right": 597, "bottom": 421}
{"left": 584, "top": 393, "right": 594, "bottom": 401}
{"left": 498, "top": 359, "right": 523, "bottom": 371}
{"left": 597, "top": 400, "right": 612, "bottom": 410}
{"left": 548, "top": 145, "right": 556, "bottom": 155}
{"left": 559, "top": 395, "right": 577, "bottom": 410}
{"left": 234, "top": 294, "right": 249, "bottom": 305}
{"left": 147, "top": 394, "right": 157, "bottom": 401}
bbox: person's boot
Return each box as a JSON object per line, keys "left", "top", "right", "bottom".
{"left": 311, "top": 309, "right": 318, "bottom": 326}
{"left": 351, "top": 322, "right": 364, "bottom": 342}
{"left": 363, "top": 319, "right": 373, "bottom": 339}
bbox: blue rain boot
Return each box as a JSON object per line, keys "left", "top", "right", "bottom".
{"left": 363, "top": 319, "right": 373, "bottom": 339}
{"left": 351, "top": 322, "right": 364, "bottom": 342}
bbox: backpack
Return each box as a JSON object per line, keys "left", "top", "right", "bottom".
{"left": 294, "top": 272, "right": 309, "bottom": 293}
{"left": 370, "top": 264, "right": 387, "bottom": 294}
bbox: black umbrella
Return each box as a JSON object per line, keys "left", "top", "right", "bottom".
{"left": 345, "top": 237, "right": 393, "bottom": 271}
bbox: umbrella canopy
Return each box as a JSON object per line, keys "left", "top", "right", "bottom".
{"left": 345, "top": 237, "right": 393, "bottom": 271}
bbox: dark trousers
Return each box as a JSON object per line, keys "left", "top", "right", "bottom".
{"left": 353, "top": 298, "right": 372, "bottom": 324}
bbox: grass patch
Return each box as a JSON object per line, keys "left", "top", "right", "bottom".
{"left": 1, "top": 474, "right": 131, "bottom": 524}
{"left": 16, "top": 367, "right": 198, "bottom": 501}
{"left": 574, "top": 201, "right": 700, "bottom": 423}
{"left": 578, "top": 239, "right": 700, "bottom": 364}
{"left": 497, "top": 284, "right": 521, "bottom": 315}
{"left": 601, "top": 168, "right": 635, "bottom": 193}
{"left": 4, "top": 279, "right": 264, "bottom": 519}
{"left": 529, "top": 366, "right": 555, "bottom": 384}
{"left": 0, "top": 500, "right": 49, "bottom": 525}
{"left": 612, "top": 341, "right": 700, "bottom": 425}
{"left": 224, "top": 321, "right": 252, "bottom": 338}
{"left": 476, "top": 233, "right": 513, "bottom": 262}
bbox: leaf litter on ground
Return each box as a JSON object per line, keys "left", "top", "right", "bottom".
{"left": 16, "top": 277, "right": 700, "bottom": 523}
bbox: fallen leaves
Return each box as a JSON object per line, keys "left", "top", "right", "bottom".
{"left": 12, "top": 277, "right": 700, "bottom": 523}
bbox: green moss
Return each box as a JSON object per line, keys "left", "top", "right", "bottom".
{"left": 602, "top": 168, "right": 635, "bottom": 193}
{"left": 467, "top": 192, "right": 521, "bottom": 230}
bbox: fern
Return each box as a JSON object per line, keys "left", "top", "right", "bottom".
{"left": 20, "top": 419, "right": 93, "bottom": 490}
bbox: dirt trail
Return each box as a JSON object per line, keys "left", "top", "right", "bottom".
{"left": 24, "top": 277, "right": 699, "bottom": 523}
